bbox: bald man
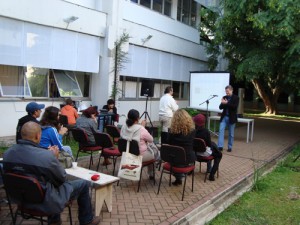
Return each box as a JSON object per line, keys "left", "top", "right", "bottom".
{"left": 4, "top": 122, "right": 100, "bottom": 225}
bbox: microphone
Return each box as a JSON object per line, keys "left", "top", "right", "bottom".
{"left": 211, "top": 95, "right": 218, "bottom": 97}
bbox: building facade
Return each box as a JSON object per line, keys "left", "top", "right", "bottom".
{"left": 0, "top": 0, "right": 219, "bottom": 139}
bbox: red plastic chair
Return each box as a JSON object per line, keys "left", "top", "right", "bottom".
{"left": 193, "top": 138, "right": 219, "bottom": 182}
{"left": 71, "top": 128, "right": 102, "bottom": 169}
{"left": 157, "top": 144, "right": 195, "bottom": 201}
{"left": 93, "top": 132, "right": 121, "bottom": 175}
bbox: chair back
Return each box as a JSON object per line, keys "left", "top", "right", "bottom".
{"left": 193, "top": 138, "right": 207, "bottom": 153}
{"left": 71, "top": 128, "right": 89, "bottom": 144}
{"left": 160, "top": 144, "right": 187, "bottom": 165}
{"left": 3, "top": 172, "right": 45, "bottom": 204}
{"left": 59, "top": 115, "right": 69, "bottom": 126}
{"left": 93, "top": 132, "right": 113, "bottom": 148}
{"left": 118, "top": 138, "right": 140, "bottom": 156}
{"left": 105, "top": 125, "right": 120, "bottom": 138}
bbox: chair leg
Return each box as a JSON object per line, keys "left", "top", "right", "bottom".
{"left": 75, "top": 149, "right": 80, "bottom": 162}
{"left": 96, "top": 152, "right": 103, "bottom": 171}
{"left": 192, "top": 170, "right": 194, "bottom": 192}
{"left": 157, "top": 169, "right": 164, "bottom": 195}
{"left": 112, "top": 157, "right": 117, "bottom": 176}
{"left": 152, "top": 163, "right": 155, "bottom": 185}
{"left": 137, "top": 166, "right": 144, "bottom": 192}
{"left": 88, "top": 152, "right": 94, "bottom": 169}
{"left": 182, "top": 174, "right": 187, "bottom": 201}
{"left": 68, "top": 205, "right": 73, "bottom": 225}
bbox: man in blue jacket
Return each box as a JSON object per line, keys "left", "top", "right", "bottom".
{"left": 4, "top": 121, "right": 100, "bottom": 225}
{"left": 218, "top": 85, "right": 239, "bottom": 152}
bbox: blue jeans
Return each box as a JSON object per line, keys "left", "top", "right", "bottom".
{"left": 48, "top": 179, "right": 94, "bottom": 225}
{"left": 218, "top": 116, "right": 236, "bottom": 149}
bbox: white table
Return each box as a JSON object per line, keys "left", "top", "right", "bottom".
{"left": 65, "top": 167, "right": 119, "bottom": 216}
{"left": 208, "top": 116, "right": 254, "bottom": 143}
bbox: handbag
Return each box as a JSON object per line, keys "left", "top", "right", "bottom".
{"left": 58, "top": 151, "right": 74, "bottom": 169}
{"left": 147, "top": 142, "right": 160, "bottom": 160}
{"left": 117, "top": 139, "right": 143, "bottom": 181}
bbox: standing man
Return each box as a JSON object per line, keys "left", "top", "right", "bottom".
{"left": 4, "top": 122, "right": 101, "bottom": 225}
{"left": 16, "top": 102, "right": 45, "bottom": 143}
{"left": 159, "top": 86, "right": 179, "bottom": 144}
{"left": 218, "top": 85, "right": 239, "bottom": 152}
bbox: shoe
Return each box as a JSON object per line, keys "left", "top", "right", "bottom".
{"left": 187, "top": 171, "right": 193, "bottom": 176}
{"left": 102, "top": 158, "right": 112, "bottom": 165}
{"left": 172, "top": 179, "right": 182, "bottom": 186}
{"left": 218, "top": 147, "right": 223, "bottom": 151}
{"left": 227, "top": 149, "right": 232, "bottom": 152}
{"left": 86, "top": 216, "right": 101, "bottom": 225}
{"left": 149, "top": 176, "right": 154, "bottom": 180}
{"left": 208, "top": 176, "right": 215, "bottom": 181}
{"left": 50, "top": 222, "right": 61, "bottom": 225}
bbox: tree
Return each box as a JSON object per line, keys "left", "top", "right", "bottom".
{"left": 200, "top": 0, "right": 300, "bottom": 114}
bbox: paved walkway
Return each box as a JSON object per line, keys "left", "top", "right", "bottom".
{"left": 0, "top": 117, "right": 300, "bottom": 225}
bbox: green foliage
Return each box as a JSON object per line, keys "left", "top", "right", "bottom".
{"left": 200, "top": 0, "right": 300, "bottom": 114}
{"left": 208, "top": 145, "right": 300, "bottom": 225}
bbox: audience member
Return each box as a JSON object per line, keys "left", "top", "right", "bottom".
{"left": 76, "top": 107, "right": 111, "bottom": 165}
{"left": 167, "top": 109, "right": 195, "bottom": 185}
{"left": 120, "top": 109, "right": 159, "bottom": 179}
{"left": 159, "top": 86, "right": 178, "bottom": 144}
{"left": 16, "top": 102, "right": 45, "bottom": 143}
{"left": 102, "top": 99, "right": 119, "bottom": 124}
{"left": 61, "top": 98, "right": 79, "bottom": 126}
{"left": 39, "top": 106, "right": 73, "bottom": 156}
{"left": 193, "top": 114, "right": 222, "bottom": 181}
{"left": 3, "top": 121, "right": 100, "bottom": 225}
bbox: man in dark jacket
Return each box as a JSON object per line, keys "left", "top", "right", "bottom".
{"left": 218, "top": 85, "right": 239, "bottom": 152}
{"left": 16, "top": 102, "right": 45, "bottom": 142}
{"left": 4, "top": 121, "right": 100, "bottom": 225}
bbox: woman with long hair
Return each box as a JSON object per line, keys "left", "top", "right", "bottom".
{"left": 39, "top": 106, "right": 73, "bottom": 156}
{"left": 167, "top": 109, "right": 196, "bottom": 185}
{"left": 120, "top": 109, "right": 159, "bottom": 179}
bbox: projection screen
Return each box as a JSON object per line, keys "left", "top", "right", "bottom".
{"left": 189, "top": 72, "right": 230, "bottom": 112}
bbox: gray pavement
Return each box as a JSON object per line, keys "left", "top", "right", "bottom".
{"left": 0, "top": 117, "right": 300, "bottom": 225}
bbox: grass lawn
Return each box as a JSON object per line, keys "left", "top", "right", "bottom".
{"left": 208, "top": 145, "right": 300, "bottom": 225}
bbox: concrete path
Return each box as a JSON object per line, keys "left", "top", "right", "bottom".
{"left": 0, "top": 117, "right": 299, "bottom": 225}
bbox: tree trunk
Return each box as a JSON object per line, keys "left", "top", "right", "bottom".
{"left": 251, "top": 79, "right": 280, "bottom": 115}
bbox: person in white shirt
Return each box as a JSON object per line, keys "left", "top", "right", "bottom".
{"left": 159, "top": 86, "right": 179, "bottom": 143}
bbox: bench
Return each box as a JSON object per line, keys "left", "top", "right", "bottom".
{"left": 66, "top": 166, "right": 119, "bottom": 216}
{"left": 208, "top": 116, "right": 254, "bottom": 143}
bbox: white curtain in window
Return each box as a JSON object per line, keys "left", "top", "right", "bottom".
{"left": 0, "top": 17, "right": 100, "bottom": 73}
{"left": 125, "top": 81, "right": 137, "bottom": 98}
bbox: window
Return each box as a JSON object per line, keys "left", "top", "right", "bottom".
{"left": 0, "top": 65, "right": 91, "bottom": 99}
{"left": 131, "top": 0, "right": 172, "bottom": 17}
{"left": 177, "top": 0, "right": 198, "bottom": 27}
{"left": 121, "top": 76, "right": 138, "bottom": 98}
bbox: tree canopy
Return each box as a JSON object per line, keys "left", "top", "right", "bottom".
{"left": 200, "top": 0, "right": 300, "bottom": 114}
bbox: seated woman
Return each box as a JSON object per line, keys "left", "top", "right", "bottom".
{"left": 167, "top": 109, "right": 196, "bottom": 186}
{"left": 60, "top": 98, "right": 79, "bottom": 127}
{"left": 193, "top": 114, "right": 222, "bottom": 181}
{"left": 39, "top": 106, "right": 73, "bottom": 156}
{"left": 120, "top": 109, "right": 159, "bottom": 179}
{"left": 102, "top": 99, "right": 119, "bottom": 124}
{"left": 76, "top": 106, "right": 111, "bottom": 165}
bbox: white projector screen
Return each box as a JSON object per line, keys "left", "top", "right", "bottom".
{"left": 189, "top": 72, "right": 230, "bottom": 112}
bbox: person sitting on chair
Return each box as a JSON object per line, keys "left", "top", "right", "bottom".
{"left": 16, "top": 102, "right": 45, "bottom": 143}
{"left": 193, "top": 114, "right": 222, "bottom": 181}
{"left": 76, "top": 106, "right": 111, "bottom": 165}
{"left": 120, "top": 109, "right": 159, "bottom": 180}
{"left": 39, "top": 106, "right": 73, "bottom": 156}
{"left": 3, "top": 121, "right": 100, "bottom": 225}
{"left": 167, "top": 109, "right": 196, "bottom": 186}
{"left": 61, "top": 98, "right": 79, "bottom": 127}
{"left": 102, "top": 99, "right": 119, "bottom": 124}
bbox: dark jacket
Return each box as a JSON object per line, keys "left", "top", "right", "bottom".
{"left": 16, "top": 115, "right": 39, "bottom": 142}
{"left": 219, "top": 94, "right": 239, "bottom": 124}
{"left": 3, "top": 140, "right": 73, "bottom": 214}
{"left": 167, "top": 130, "right": 196, "bottom": 164}
{"left": 195, "top": 127, "right": 211, "bottom": 147}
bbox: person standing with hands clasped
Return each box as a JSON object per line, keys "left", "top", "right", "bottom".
{"left": 218, "top": 85, "right": 239, "bottom": 152}
{"left": 159, "top": 86, "right": 179, "bottom": 144}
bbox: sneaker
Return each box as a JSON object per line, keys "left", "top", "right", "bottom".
{"left": 208, "top": 176, "right": 215, "bottom": 181}
{"left": 227, "top": 149, "right": 232, "bottom": 152}
{"left": 86, "top": 216, "right": 101, "bottom": 225}
{"left": 102, "top": 158, "right": 112, "bottom": 165}
{"left": 218, "top": 147, "right": 223, "bottom": 151}
{"left": 172, "top": 179, "right": 182, "bottom": 186}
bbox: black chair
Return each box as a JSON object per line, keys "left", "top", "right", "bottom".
{"left": 157, "top": 144, "right": 195, "bottom": 201}
{"left": 105, "top": 125, "right": 120, "bottom": 145}
{"left": 0, "top": 169, "right": 72, "bottom": 225}
{"left": 93, "top": 132, "right": 121, "bottom": 175}
{"left": 193, "top": 138, "right": 219, "bottom": 182}
{"left": 118, "top": 138, "right": 156, "bottom": 192}
{"left": 71, "top": 128, "right": 102, "bottom": 169}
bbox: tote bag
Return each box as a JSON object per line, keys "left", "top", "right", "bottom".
{"left": 117, "top": 139, "right": 143, "bottom": 181}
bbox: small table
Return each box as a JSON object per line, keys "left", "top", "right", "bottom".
{"left": 208, "top": 116, "right": 254, "bottom": 143}
{"left": 65, "top": 167, "right": 119, "bottom": 215}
